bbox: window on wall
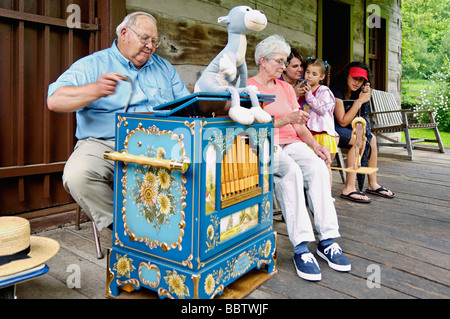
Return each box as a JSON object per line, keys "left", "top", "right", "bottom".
{"left": 368, "top": 18, "right": 387, "bottom": 91}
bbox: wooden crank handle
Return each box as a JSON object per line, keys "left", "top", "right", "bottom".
{"left": 104, "top": 151, "right": 190, "bottom": 174}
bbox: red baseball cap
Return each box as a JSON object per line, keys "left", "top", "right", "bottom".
{"left": 349, "top": 67, "right": 368, "bottom": 81}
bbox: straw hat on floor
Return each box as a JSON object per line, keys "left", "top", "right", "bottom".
{"left": 0, "top": 216, "right": 59, "bottom": 277}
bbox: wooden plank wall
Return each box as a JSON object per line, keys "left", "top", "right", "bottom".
{"left": 127, "top": 0, "right": 318, "bottom": 92}
{"left": 365, "top": 0, "right": 402, "bottom": 98}
{"left": 127, "top": 0, "right": 402, "bottom": 95}
{"left": 0, "top": 0, "right": 126, "bottom": 224}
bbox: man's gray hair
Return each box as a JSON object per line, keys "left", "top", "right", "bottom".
{"left": 254, "top": 34, "right": 291, "bottom": 66}
{"left": 116, "top": 11, "right": 157, "bottom": 37}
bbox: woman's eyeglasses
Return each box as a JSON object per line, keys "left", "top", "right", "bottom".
{"left": 271, "top": 58, "right": 289, "bottom": 67}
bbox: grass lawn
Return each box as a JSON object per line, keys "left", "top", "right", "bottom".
{"left": 402, "top": 79, "right": 428, "bottom": 99}
{"left": 402, "top": 78, "right": 428, "bottom": 91}
{"left": 401, "top": 129, "right": 450, "bottom": 147}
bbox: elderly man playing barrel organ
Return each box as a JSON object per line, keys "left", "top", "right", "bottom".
{"left": 47, "top": 12, "right": 190, "bottom": 232}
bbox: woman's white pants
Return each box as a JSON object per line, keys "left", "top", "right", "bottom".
{"left": 273, "top": 142, "right": 341, "bottom": 247}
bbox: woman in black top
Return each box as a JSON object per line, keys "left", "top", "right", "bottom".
{"left": 331, "top": 62, "right": 394, "bottom": 203}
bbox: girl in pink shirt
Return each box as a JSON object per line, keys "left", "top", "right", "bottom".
{"left": 301, "top": 59, "right": 338, "bottom": 186}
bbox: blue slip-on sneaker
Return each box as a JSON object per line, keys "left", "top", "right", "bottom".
{"left": 293, "top": 252, "right": 322, "bottom": 281}
{"left": 317, "top": 242, "right": 351, "bottom": 272}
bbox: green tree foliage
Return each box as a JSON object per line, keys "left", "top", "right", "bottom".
{"left": 403, "top": 0, "right": 450, "bottom": 78}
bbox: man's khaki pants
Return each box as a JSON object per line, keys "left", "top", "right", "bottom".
{"left": 63, "top": 138, "right": 115, "bottom": 231}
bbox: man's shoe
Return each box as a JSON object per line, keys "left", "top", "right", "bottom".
{"left": 317, "top": 242, "right": 351, "bottom": 272}
{"left": 293, "top": 252, "right": 322, "bottom": 281}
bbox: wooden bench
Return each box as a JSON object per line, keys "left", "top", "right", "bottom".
{"left": 369, "top": 89, "right": 445, "bottom": 160}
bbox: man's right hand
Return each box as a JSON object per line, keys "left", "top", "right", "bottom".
{"left": 95, "top": 73, "right": 124, "bottom": 98}
{"left": 47, "top": 72, "right": 126, "bottom": 113}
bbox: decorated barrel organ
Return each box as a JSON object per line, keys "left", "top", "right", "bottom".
{"left": 106, "top": 93, "right": 277, "bottom": 299}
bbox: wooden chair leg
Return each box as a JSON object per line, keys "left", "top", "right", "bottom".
{"left": 335, "top": 148, "right": 346, "bottom": 184}
{"left": 75, "top": 205, "right": 81, "bottom": 230}
{"left": 428, "top": 112, "right": 445, "bottom": 153}
{"left": 402, "top": 113, "right": 414, "bottom": 160}
{"left": 92, "top": 221, "right": 104, "bottom": 259}
{"left": 433, "top": 127, "right": 446, "bottom": 153}
{"left": 272, "top": 194, "right": 285, "bottom": 222}
{"left": 404, "top": 128, "right": 414, "bottom": 160}
{"left": 75, "top": 204, "right": 103, "bottom": 259}
{"left": 273, "top": 194, "right": 281, "bottom": 213}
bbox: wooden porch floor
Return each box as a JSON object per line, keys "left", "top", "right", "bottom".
{"left": 13, "top": 146, "right": 450, "bottom": 299}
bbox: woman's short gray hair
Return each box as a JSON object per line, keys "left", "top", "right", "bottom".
{"left": 116, "top": 11, "right": 157, "bottom": 37}
{"left": 254, "top": 34, "right": 291, "bottom": 66}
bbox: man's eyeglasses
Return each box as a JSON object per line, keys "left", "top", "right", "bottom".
{"left": 127, "top": 27, "right": 161, "bottom": 48}
{"left": 271, "top": 58, "right": 289, "bottom": 67}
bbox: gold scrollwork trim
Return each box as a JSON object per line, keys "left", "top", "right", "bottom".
{"left": 158, "top": 287, "right": 174, "bottom": 299}
{"left": 138, "top": 262, "right": 161, "bottom": 288}
{"left": 117, "top": 116, "right": 128, "bottom": 128}
{"left": 197, "top": 257, "right": 205, "bottom": 270}
{"left": 257, "top": 259, "right": 272, "bottom": 268}
{"left": 116, "top": 278, "right": 140, "bottom": 289}
{"left": 184, "top": 121, "right": 195, "bottom": 135}
{"left": 114, "top": 231, "right": 124, "bottom": 247}
{"left": 182, "top": 254, "right": 194, "bottom": 269}
{"left": 210, "top": 284, "right": 225, "bottom": 299}
{"left": 106, "top": 250, "right": 115, "bottom": 296}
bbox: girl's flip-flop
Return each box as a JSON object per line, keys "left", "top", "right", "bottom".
{"left": 365, "top": 186, "right": 395, "bottom": 199}
{"left": 340, "top": 190, "right": 371, "bottom": 203}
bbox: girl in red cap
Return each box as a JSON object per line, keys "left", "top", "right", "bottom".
{"left": 331, "top": 62, "right": 394, "bottom": 203}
